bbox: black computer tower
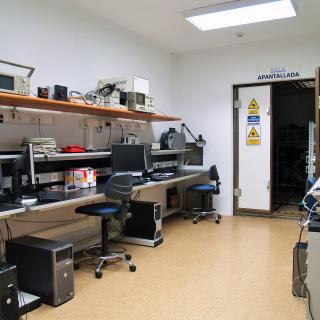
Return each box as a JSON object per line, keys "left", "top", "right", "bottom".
{"left": 6, "top": 236, "right": 74, "bottom": 306}
{"left": 125, "top": 201, "right": 163, "bottom": 244}
{"left": 0, "top": 263, "right": 19, "bottom": 320}
{"left": 292, "top": 241, "right": 307, "bottom": 298}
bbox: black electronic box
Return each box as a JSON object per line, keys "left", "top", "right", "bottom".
{"left": 0, "top": 263, "right": 19, "bottom": 320}
{"left": 6, "top": 236, "right": 74, "bottom": 306}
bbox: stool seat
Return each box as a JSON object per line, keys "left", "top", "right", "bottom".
{"left": 185, "top": 165, "right": 221, "bottom": 225}
{"left": 75, "top": 202, "right": 121, "bottom": 217}
{"left": 188, "top": 184, "right": 216, "bottom": 192}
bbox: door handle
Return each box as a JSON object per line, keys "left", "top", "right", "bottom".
{"left": 267, "top": 106, "right": 270, "bottom": 115}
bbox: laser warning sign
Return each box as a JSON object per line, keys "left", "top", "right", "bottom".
{"left": 248, "top": 99, "right": 260, "bottom": 115}
{"left": 247, "top": 125, "right": 261, "bottom": 145}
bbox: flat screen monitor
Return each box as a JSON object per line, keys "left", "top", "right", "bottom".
{"left": 112, "top": 143, "right": 153, "bottom": 175}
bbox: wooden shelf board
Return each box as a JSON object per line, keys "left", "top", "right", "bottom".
{"left": 0, "top": 93, "right": 181, "bottom": 122}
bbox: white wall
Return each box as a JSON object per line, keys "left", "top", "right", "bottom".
{"left": 174, "top": 34, "right": 320, "bottom": 216}
{"left": 0, "top": 0, "right": 177, "bottom": 150}
{"left": 0, "top": 0, "right": 176, "bottom": 241}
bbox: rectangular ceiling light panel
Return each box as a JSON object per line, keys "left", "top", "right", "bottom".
{"left": 184, "top": 0, "right": 296, "bottom": 31}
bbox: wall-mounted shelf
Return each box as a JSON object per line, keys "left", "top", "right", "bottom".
{"left": 0, "top": 151, "right": 111, "bottom": 162}
{"left": 0, "top": 149, "right": 191, "bottom": 163}
{"left": 151, "top": 149, "right": 191, "bottom": 155}
{"left": 0, "top": 93, "right": 181, "bottom": 122}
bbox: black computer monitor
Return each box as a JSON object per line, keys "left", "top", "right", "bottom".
{"left": 11, "top": 144, "right": 35, "bottom": 193}
{"left": 112, "top": 144, "right": 153, "bottom": 176}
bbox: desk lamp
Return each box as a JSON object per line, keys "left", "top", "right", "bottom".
{"left": 181, "top": 123, "right": 206, "bottom": 147}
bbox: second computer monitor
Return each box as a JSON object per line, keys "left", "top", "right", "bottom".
{"left": 112, "top": 144, "right": 153, "bottom": 176}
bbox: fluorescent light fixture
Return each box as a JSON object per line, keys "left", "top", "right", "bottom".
{"left": 184, "top": 0, "right": 296, "bottom": 31}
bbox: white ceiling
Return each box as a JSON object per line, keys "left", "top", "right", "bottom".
{"left": 65, "top": 0, "right": 320, "bottom": 53}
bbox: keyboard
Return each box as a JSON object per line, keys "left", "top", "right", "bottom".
{"left": 132, "top": 177, "right": 148, "bottom": 185}
{"left": 151, "top": 173, "right": 176, "bottom": 181}
{"left": 38, "top": 191, "right": 67, "bottom": 202}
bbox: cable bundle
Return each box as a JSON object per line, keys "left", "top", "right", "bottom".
{"left": 21, "top": 137, "right": 58, "bottom": 154}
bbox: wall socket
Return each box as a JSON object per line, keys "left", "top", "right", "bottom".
{"left": 0, "top": 110, "right": 54, "bottom": 126}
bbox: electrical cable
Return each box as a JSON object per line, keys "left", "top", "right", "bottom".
{"left": 38, "top": 118, "right": 42, "bottom": 138}
{"left": 297, "top": 225, "right": 314, "bottom": 320}
{"left": 68, "top": 90, "right": 103, "bottom": 106}
{"left": 120, "top": 124, "right": 124, "bottom": 139}
{"left": 95, "top": 83, "right": 117, "bottom": 97}
{"left": 292, "top": 272, "right": 308, "bottom": 303}
{"left": 13, "top": 218, "right": 85, "bottom": 224}
{"left": 4, "top": 220, "right": 12, "bottom": 240}
{"left": 21, "top": 137, "right": 57, "bottom": 154}
{"left": 0, "top": 227, "right": 6, "bottom": 260}
{"left": 107, "top": 125, "right": 112, "bottom": 149}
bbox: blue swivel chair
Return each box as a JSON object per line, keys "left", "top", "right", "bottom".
{"left": 185, "top": 165, "right": 222, "bottom": 224}
{"left": 75, "top": 174, "right": 136, "bottom": 279}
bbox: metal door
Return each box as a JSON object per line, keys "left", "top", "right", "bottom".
{"left": 235, "top": 85, "right": 272, "bottom": 212}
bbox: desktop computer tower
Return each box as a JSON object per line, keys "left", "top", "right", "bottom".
{"left": 0, "top": 263, "right": 19, "bottom": 320}
{"left": 125, "top": 201, "right": 163, "bottom": 247}
{"left": 187, "top": 190, "right": 212, "bottom": 212}
{"left": 292, "top": 241, "right": 307, "bottom": 298}
{"left": 6, "top": 236, "right": 74, "bottom": 306}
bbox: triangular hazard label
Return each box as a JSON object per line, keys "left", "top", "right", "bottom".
{"left": 248, "top": 99, "right": 259, "bottom": 110}
{"left": 248, "top": 127, "right": 259, "bottom": 138}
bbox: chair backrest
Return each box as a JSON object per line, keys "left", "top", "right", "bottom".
{"left": 209, "top": 165, "right": 220, "bottom": 195}
{"left": 105, "top": 174, "right": 133, "bottom": 201}
{"left": 209, "top": 165, "right": 219, "bottom": 182}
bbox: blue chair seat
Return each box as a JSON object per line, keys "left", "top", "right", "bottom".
{"left": 75, "top": 202, "right": 121, "bottom": 217}
{"left": 188, "top": 184, "right": 216, "bottom": 192}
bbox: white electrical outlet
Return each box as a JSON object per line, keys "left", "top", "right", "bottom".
{"left": 111, "top": 122, "right": 122, "bottom": 129}
{"left": 30, "top": 115, "right": 41, "bottom": 124}
{"left": 124, "top": 122, "right": 133, "bottom": 130}
{"left": 51, "top": 172, "right": 58, "bottom": 182}
{"left": 7, "top": 111, "right": 29, "bottom": 124}
{"left": 134, "top": 122, "right": 147, "bottom": 131}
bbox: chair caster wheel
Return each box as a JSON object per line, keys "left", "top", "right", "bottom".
{"left": 129, "top": 265, "right": 136, "bottom": 272}
{"left": 215, "top": 219, "right": 220, "bottom": 224}
{"left": 95, "top": 270, "right": 103, "bottom": 279}
{"left": 193, "top": 219, "right": 198, "bottom": 224}
{"left": 184, "top": 215, "right": 188, "bottom": 220}
{"left": 74, "top": 263, "right": 80, "bottom": 270}
{"left": 125, "top": 254, "right": 131, "bottom": 261}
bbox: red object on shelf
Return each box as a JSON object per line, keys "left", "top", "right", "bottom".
{"left": 60, "top": 144, "right": 85, "bottom": 153}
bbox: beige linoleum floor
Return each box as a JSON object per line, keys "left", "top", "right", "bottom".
{"left": 28, "top": 215, "right": 306, "bottom": 320}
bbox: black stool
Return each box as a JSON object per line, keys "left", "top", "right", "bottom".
{"left": 75, "top": 174, "right": 136, "bottom": 279}
{"left": 185, "top": 165, "right": 222, "bottom": 224}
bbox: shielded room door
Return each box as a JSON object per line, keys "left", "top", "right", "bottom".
{"left": 234, "top": 85, "right": 272, "bottom": 213}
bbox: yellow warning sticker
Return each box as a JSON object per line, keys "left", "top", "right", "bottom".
{"left": 248, "top": 99, "right": 259, "bottom": 109}
{"left": 247, "top": 125, "right": 261, "bottom": 145}
{"left": 248, "top": 98, "right": 260, "bottom": 115}
{"left": 248, "top": 127, "right": 259, "bottom": 138}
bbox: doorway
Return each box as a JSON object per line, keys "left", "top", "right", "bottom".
{"left": 272, "top": 80, "right": 315, "bottom": 216}
{"left": 234, "top": 79, "right": 316, "bottom": 216}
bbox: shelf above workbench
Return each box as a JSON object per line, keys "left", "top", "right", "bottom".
{"left": 0, "top": 149, "right": 191, "bottom": 162}
{"left": 151, "top": 149, "right": 191, "bottom": 155}
{"left": 0, "top": 93, "right": 181, "bottom": 122}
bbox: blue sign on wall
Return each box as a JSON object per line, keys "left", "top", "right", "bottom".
{"left": 247, "top": 115, "right": 260, "bottom": 123}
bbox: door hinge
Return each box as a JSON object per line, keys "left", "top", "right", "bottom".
{"left": 234, "top": 188, "right": 241, "bottom": 197}
{"left": 234, "top": 100, "right": 242, "bottom": 109}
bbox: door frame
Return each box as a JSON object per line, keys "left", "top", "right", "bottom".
{"left": 233, "top": 77, "right": 316, "bottom": 215}
{"left": 315, "top": 68, "right": 320, "bottom": 177}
